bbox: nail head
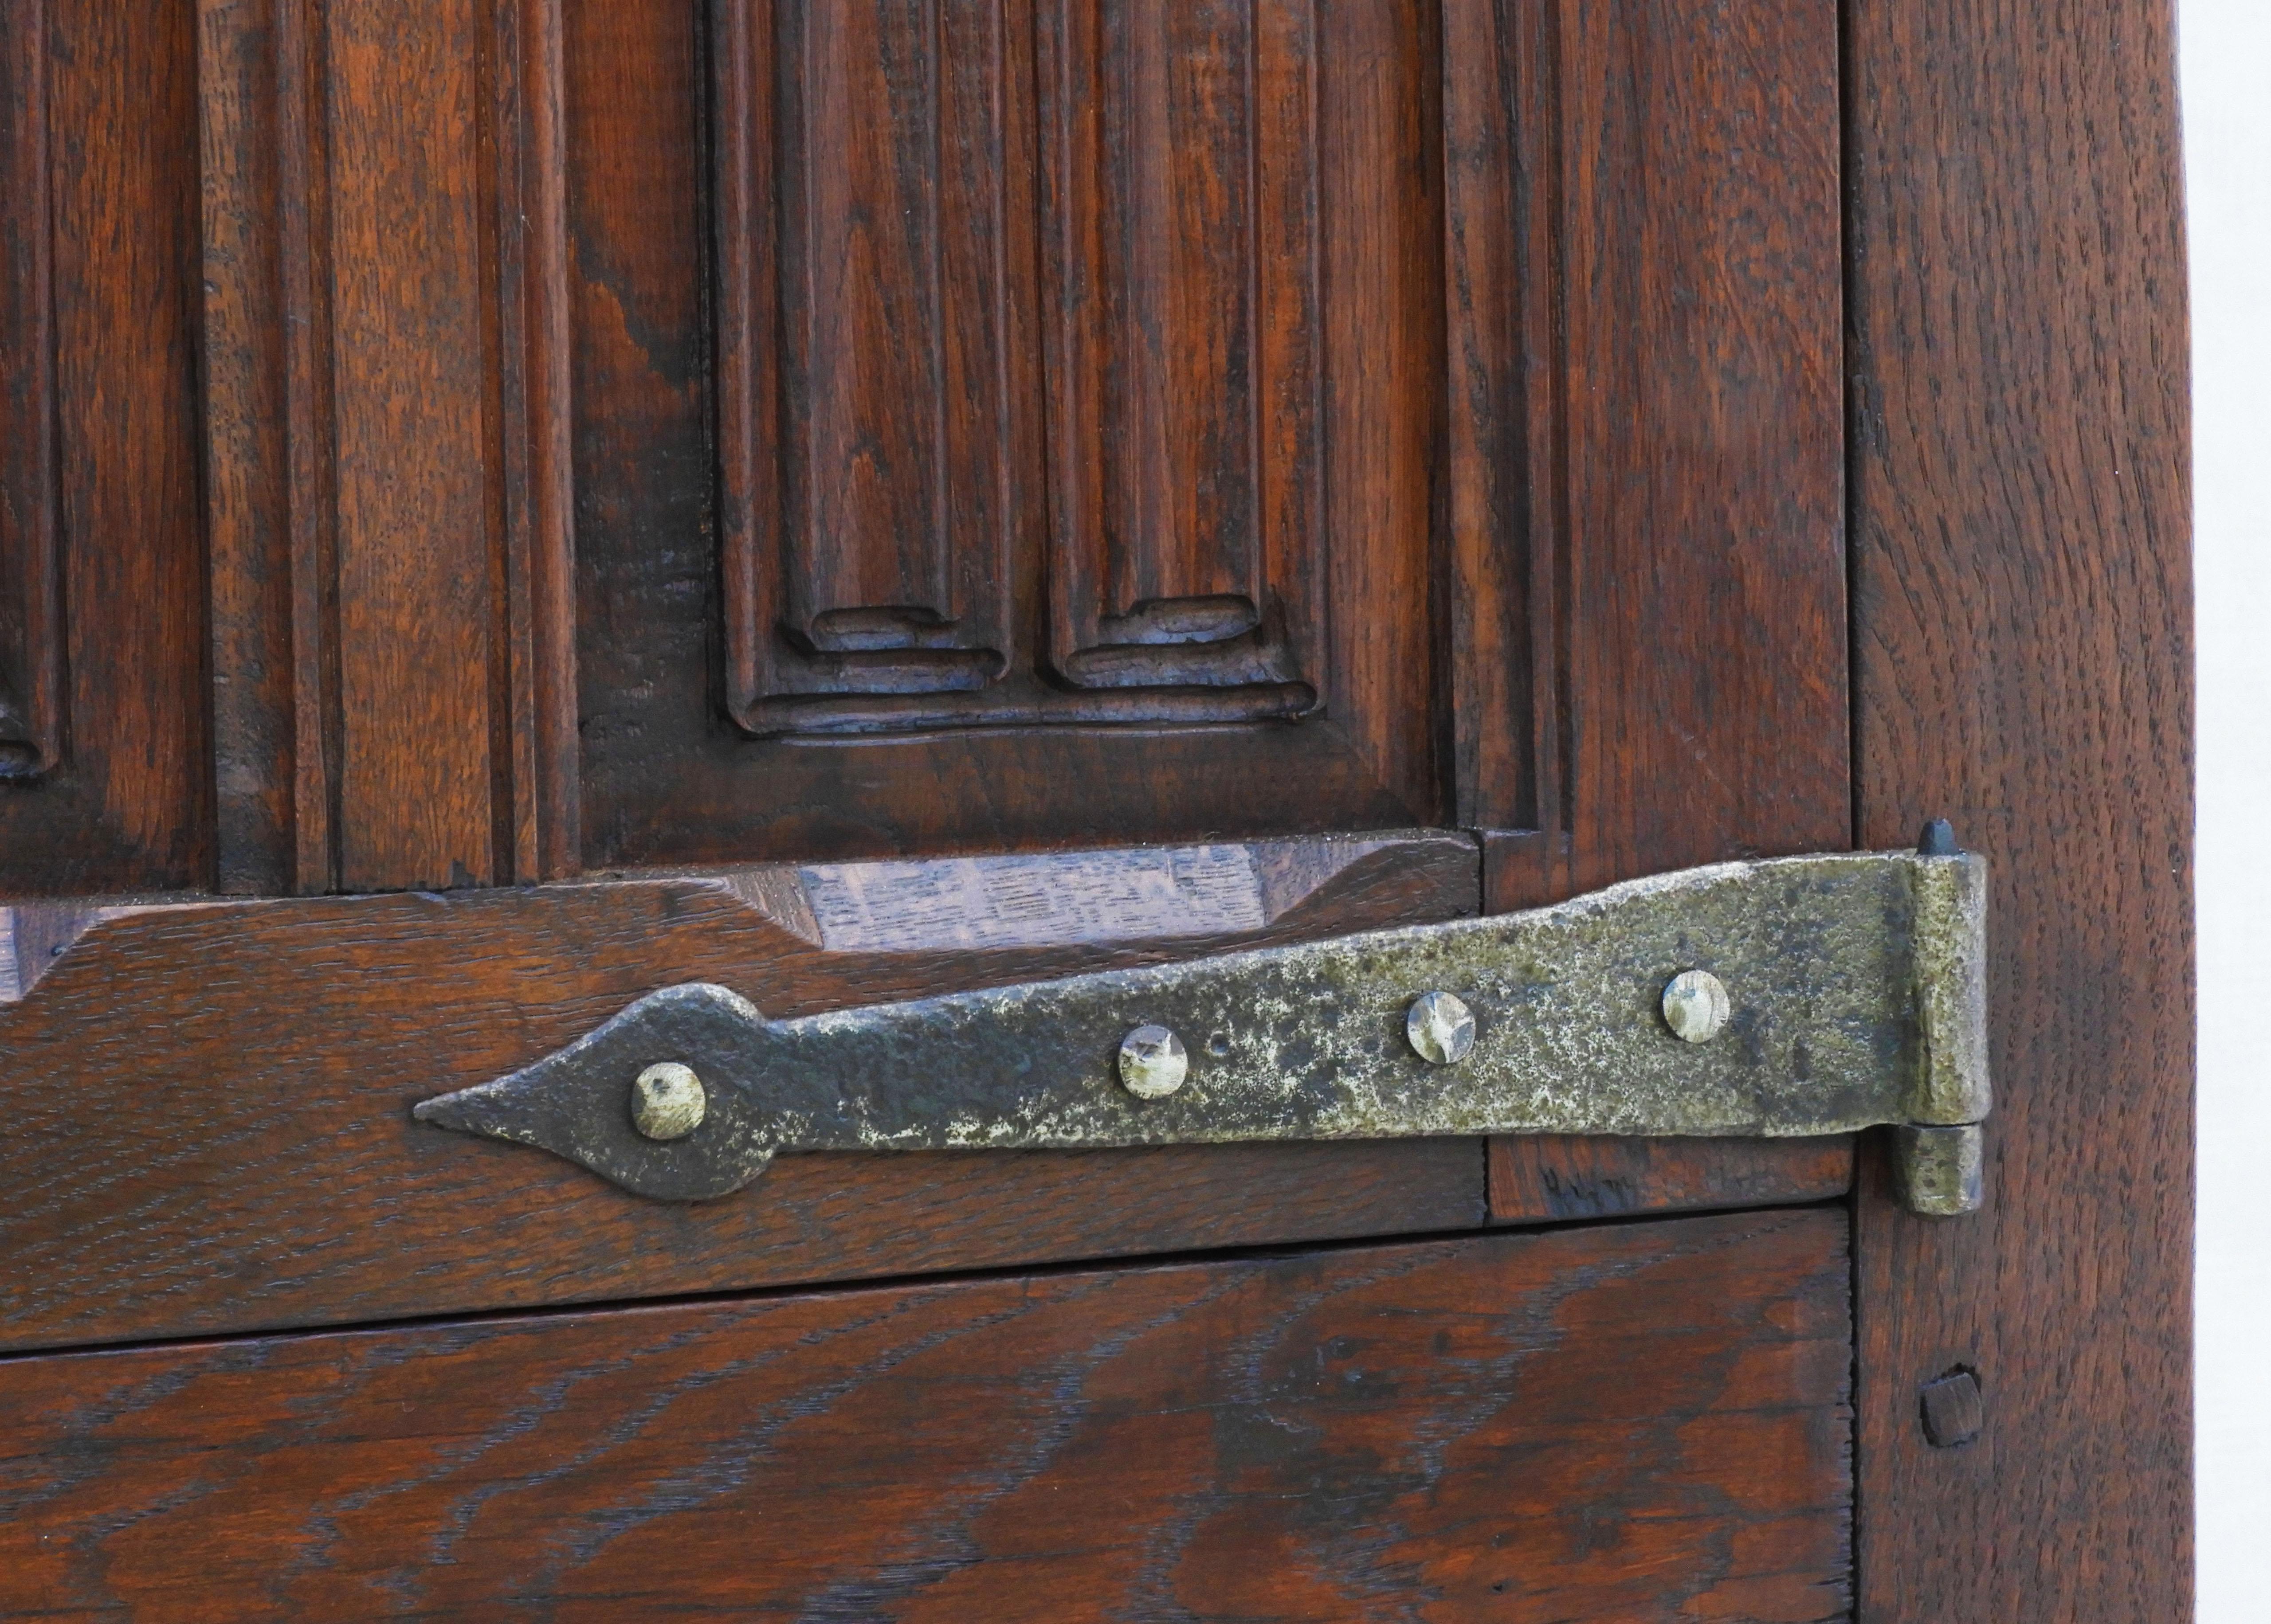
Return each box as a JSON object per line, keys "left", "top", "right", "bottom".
{"left": 1118, "top": 1025, "right": 1188, "bottom": 1098}
{"left": 631, "top": 1061, "right": 707, "bottom": 1141}
{"left": 1919, "top": 1367, "right": 1984, "bottom": 1448}
{"left": 1661, "top": 970, "right": 1731, "bottom": 1044}
{"left": 1406, "top": 990, "right": 1477, "bottom": 1065}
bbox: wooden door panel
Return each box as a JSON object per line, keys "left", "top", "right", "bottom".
{"left": 0, "top": 0, "right": 2191, "bottom": 1612}
{"left": 1446, "top": 0, "right": 1848, "bottom": 900}
{"left": 717, "top": 0, "right": 1363, "bottom": 736}
{"left": 0, "top": 0, "right": 209, "bottom": 897}
{"left": 588, "top": 0, "right": 1443, "bottom": 865}
{"left": 579, "top": 0, "right": 1847, "bottom": 876}
{"left": 0, "top": 1209, "right": 1854, "bottom": 1622}
{"left": 171, "top": 0, "right": 1850, "bottom": 893}
{"left": 0, "top": 831, "right": 1485, "bottom": 1351}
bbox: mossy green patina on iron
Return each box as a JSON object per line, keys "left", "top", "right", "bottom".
{"left": 416, "top": 849, "right": 1990, "bottom": 1215}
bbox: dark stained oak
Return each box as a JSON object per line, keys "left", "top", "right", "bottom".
{"left": 0, "top": 0, "right": 62, "bottom": 782}
{"left": 1443, "top": 0, "right": 1848, "bottom": 882}
{"left": 0, "top": 0, "right": 209, "bottom": 897}
{"left": 0, "top": 833, "right": 1485, "bottom": 1351}
{"left": 199, "top": 0, "right": 577, "bottom": 895}
{"left": 1847, "top": 0, "right": 2193, "bottom": 1616}
{"left": 492, "top": 0, "right": 580, "bottom": 884}
{"left": 580, "top": 0, "right": 1443, "bottom": 866}
{"left": 1490, "top": 1135, "right": 1854, "bottom": 1225}
{"left": 0, "top": 0, "right": 2195, "bottom": 1612}
{"left": 1450, "top": 0, "right": 1852, "bottom": 1228}
{"left": 0, "top": 1209, "right": 1855, "bottom": 1623}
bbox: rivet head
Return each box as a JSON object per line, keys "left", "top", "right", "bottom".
{"left": 1406, "top": 991, "right": 1476, "bottom": 1065}
{"left": 1661, "top": 970, "right": 1731, "bottom": 1044}
{"left": 631, "top": 1061, "right": 707, "bottom": 1141}
{"left": 1117, "top": 1025, "right": 1188, "bottom": 1098}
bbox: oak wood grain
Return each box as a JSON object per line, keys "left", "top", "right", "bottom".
{"left": 578, "top": 0, "right": 1441, "bottom": 866}
{"left": 716, "top": 0, "right": 1037, "bottom": 732}
{"left": 1040, "top": 0, "right": 1326, "bottom": 700}
{"left": 200, "top": 0, "right": 576, "bottom": 895}
{"left": 200, "top": 0, "right": 330, "bottom": 894}
{"left": 0, "top": 0, "right": 62, "bottom": 783}
{"left": 493, "top": 0, "right": 579, "bottom": 882}
{"left": 0, "top": 0, "right": 209, "bottom": 897}
{"left": 1452, "top": 0, "right": 1852, "bottom": 1227}
{"left": 327, "top": 0, "right": 498, "bottom": 889}
{"left": 1443, "top": 0, "right": 1847, "bottom": 883}
{"left": 1490, "top": 1135, "right": 1855, "bottom": 1224}
{"left": 0, "top": 832, "right": 1483, "bottom": 1352}
{"left": 0, "top": 1209, "right": 1854, "bottom": 1622}
{"left": 1847, "top": 0, "right": 2193, "bottom": 1615}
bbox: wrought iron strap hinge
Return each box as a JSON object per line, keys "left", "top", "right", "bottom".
{"left": 416, "top": 845, "right": 1991, "bottom": 1216}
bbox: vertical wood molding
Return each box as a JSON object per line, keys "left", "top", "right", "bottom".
{"left": 494, "top": 0, "right": 579, "bottom": 881}
{"left": 0, "top": 0, "right": 64, "bottom": 782}
{"left": 201, "top": 0, "right": 337, "bottom": 894}
{"left": 712, "top": 0, "right": 1394, "bottom": 742}
{"left": 1443, "top": 0, "right": 1848, "bottom": 911}
{"left": 200, "top": 0, "right": 577, "bottom": 893}
{"left": 1847, "top": 0, "right": 2192, "bottom": 1616}
{"left": 1442, "top": 0, "right": 1557, "bottom": 850}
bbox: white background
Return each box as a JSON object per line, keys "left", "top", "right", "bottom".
{"left": 2183, "top": 0, "right": 2268, "bottom": 1614}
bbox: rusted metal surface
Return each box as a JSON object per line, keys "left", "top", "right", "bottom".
{"left": 416, "top": 850, "right": 1991, "bottom": 1213}
{"left": 1893, "top": 1123, "right": 1988, "bottom": 1218}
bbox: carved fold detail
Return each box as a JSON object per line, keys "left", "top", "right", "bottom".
{"left": 0, "top": 0, "right": 63, "bottom": 779}
{"left": 1039, "top": 0, "right": 1322, "bottom": 700}
{"left": 713, "top": 0, "right": 1327, "bottom": 738}
{"left": 717, "top": 0, "right": 1022, "bottom": 736}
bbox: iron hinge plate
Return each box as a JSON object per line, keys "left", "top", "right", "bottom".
{"left": 416, "top": 847, "right": 1990, "bottom": 1215}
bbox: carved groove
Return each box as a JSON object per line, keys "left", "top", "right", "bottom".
{"left": 1442, "top": 0, "right": 1565, "bottom": 849}
{"left": 714, "top": 0, "right": 1329, "bottom": 738}
{"left": 0, "top": 0, "right": 63, "bottom": 780}
{"left": 1039, "top": 0, "right": 1322, "bottom": 698}
{"left": 717, "top": 0, "right": 1021, "bottom": 737}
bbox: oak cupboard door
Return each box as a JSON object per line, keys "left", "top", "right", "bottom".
{"left": 0, "top": 0, "right": 2191, "bottom": 1617}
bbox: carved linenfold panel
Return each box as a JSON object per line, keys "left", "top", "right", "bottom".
{"left": 0, "top": 0, "right": 62, "bottom": 780}
{"left": 716, "top": 0, "right": 1024, "bottom": 736}
{"left": 1039, "top": 0, "right": 1322, "bottom": 700}
{"left": 713, "top": 0, "right": 1330, "bottom": 738}
{"left": 586, "top": 0, "right": 1459, "bottom": 860}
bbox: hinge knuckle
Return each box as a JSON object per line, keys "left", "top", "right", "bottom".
{"left": 1907, "top": 851, "right": 1993, "bottom": 1127}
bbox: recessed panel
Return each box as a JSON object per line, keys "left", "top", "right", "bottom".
{"left": 714, "top": 0, "right": 1354, "bottom": 738}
